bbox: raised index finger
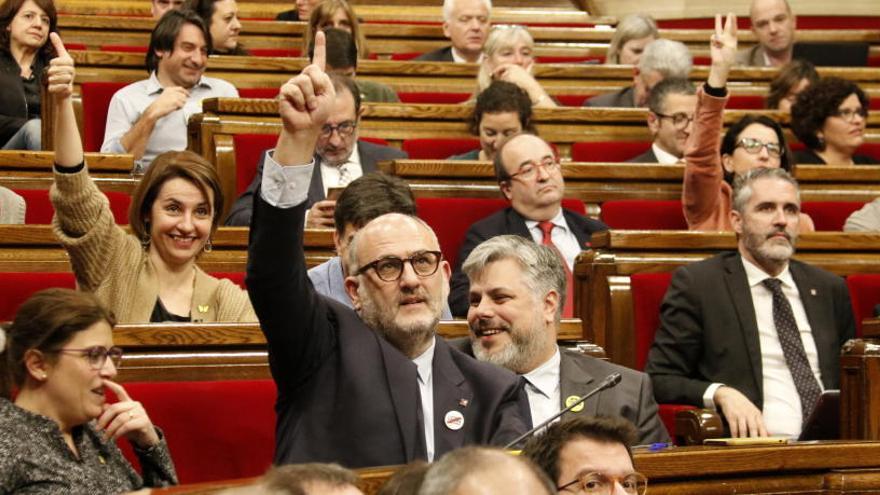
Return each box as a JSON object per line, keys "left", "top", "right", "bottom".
{"left": 49, "top": 32, "right": 69, "bottom": 58}
{"left": 714, "top": 13, "right": 722, "bottom": 36}
{"left": 103, "top": 379, "right": 132, "bottom": 402}
{"left": 313, "top": 30, "right": 326, "bottom": 72}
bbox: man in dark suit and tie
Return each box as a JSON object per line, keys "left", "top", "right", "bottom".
{"left": 626, "top": 78, "right": 696, "bottom": 164}
{"left": 225, "top": 74, "right": 407, "bottom": 227}
{"left": 460, "top": 235, "right": 669, "bottom": 444}
{"left": 247, "top": 33, "right": 529, "bottom": 468}
{"left": 415, "top": 0, "right": 490, "bottom": 63}
{"left": 646, "top": 167, "right": 855, "bottom": 438}
{"left": 448, "top": 133, "right": 608, "bottom": 317}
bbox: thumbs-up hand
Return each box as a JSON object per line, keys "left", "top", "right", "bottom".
{"left": 277, "top": 30, "right": 335, "bottom": 135}
{"left": 47, "top": 32, "right": 75, "bottom": 98}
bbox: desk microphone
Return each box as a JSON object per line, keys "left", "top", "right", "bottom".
{"left": 505, "top": 372, "right": 622, "bottom": 450}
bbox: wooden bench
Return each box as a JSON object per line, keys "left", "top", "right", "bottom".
{"left": 575, "top": 231, "right": 880, "bottom": 369}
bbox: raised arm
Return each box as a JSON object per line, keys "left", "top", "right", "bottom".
{"left": 246, "top": 33, "right": 339, "bottom": 390}
{"left": 682, "top": 14, "right": 737, "bottom": 229}
{"left": 47, "top": 33, "right": 81, "bottom": 168}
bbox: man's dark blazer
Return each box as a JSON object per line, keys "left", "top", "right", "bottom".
{"left": 275, "top": 9, "right": 299, "bottom": 21}
{"left": 448, "top": 207, "right": 608, "bottom": 316}
{"left": 225, "top": 140, "right": 407, "bottom": 226}
{"left": 645, "top": 251, "right": 856, "bottom": 410}
{"left": 583, "top": 86, "right": 636, "bottom": 108}
{"left": 415, "top": 46, "right": 455, "bottom": 62}
{"left": 452, "top": 339, "right": 669, "bottom": 444}
{"left": 625, "top": 147, "right": 659, "bottom": 163}
{"left": 247, "top": 192, "right": 530, "bottom": 468}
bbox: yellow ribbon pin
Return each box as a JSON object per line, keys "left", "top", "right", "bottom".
{"left": 565, "top": 395, "right": 585, "bottom": 413}
{"left": 198, "top": 304, "right": 209, "bottom": 313}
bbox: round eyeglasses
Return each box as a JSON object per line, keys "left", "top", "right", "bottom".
{"left": 52, "top": 346, "right": 124, "bottom": 370}
{"left": 507, "top": 157, "right": 561, "bottom": 181}
{"left": 832, "top": 107, "right": 868, "bottom": 122}
{"left": 355, "top": 251, "right": 443, "bottom": 282}
{"left": 557, "top": 471, "right": 648, "bottom": 495}
{"left": 654, "top": 111, "right": 695, "bottom": 130}
{"left": 735, "top": 137, "right": 783, "bottom": 158}
{"left": 320, "top": 121, "right": 357, "bottom": 138}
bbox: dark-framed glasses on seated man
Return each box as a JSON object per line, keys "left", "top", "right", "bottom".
{"left": 355, "top": 250, "right": 443, "bottom": 282}
{"left": 557, "top": 471, "right": 648, "bottom": 495}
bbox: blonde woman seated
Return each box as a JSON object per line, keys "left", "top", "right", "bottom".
{"left": 476, "top": 25, "right": 556, "bottom": 108}
{"left": 48, "top": 35, "right": 255, "bottom": 323}
{"left": 605, "top": 13, "right": 658, "bottom": 65}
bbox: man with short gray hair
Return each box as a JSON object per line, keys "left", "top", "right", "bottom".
{"left": 737, "top": 0, "right": 796, "bottom": 67}
{"left": 416, "top": 0, "right": 491, "bottom": 63}
{"left": 460, "top": 234, "right": 669, "bottom": 444}
{"left": 646, "top": 167, "right": 855, "bottom": 438}
{"left": 584, "top": 38, "right": 692, "bottom": 108}
{"left": 418, "top": 447, "right": 554, "bottom": 495}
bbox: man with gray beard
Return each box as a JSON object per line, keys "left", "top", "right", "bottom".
{"left": 461, "top": 235, "right": 668, "bottom": 444}
{"left": 646, "top": 167, "right": 855, "bottom": 438}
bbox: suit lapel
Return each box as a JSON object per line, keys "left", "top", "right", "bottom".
{"left": 307, "top": 155, "right": 325, "bottom": 203}
{"left": 378, "top": 339, "right": 421, "bottom": 461}
{"left": 506, "top": 208, "right": 534, "bottom": 239}
{"left": 357, "top": 141, "right": 379, "bottom": 173}
{"left": 723, "top": 254, "right": 764, "bottom": 395}
{"left": 790, "top": 261, "right": 835, "bottom": 388}
{"left": 432, "top": 339, "right": 472, "bottom": 455}
{"left": 561, "top": 209, "right": 592, "bottom": 249}
{"left": 558, "top": 350, "right": 600, "bottom": 418}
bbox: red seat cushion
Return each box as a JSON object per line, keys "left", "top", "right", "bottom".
{"left": 81, "top": 82, "right": 128, "bottom": 152}
{"left": 248, "top": 48, "right": 301, "bottom": 57}
{"left": 403, "top": 138, "right": 480, "bottom": 160}
{"left": 15, "top": 189, "right": 131, "bottom": 225}
{"left": 416, "top": 197, "right": 585, "bottom": 268}
{"left": 389, "top": 52, "right": 422, "bottom": 61}
{"left": 856, "top": 143, "right": 880, "bottom": 162}
{"left": 571, "top": 141, "right": 651, "bottom": 162}
{"left": 0, "top": 273, "right": 77, "bottom": 321}
{"left": 557, "top": 94, "right": 592, "bottom": 107}
{"left": 398, "top": 92, "right": 471, "bottom": 104}
{"left": 211, "top": 272, "right": 246, "bottom": 289}
{"left": 600, "top": 200, "right": 687, "bottom": 230}
{"left": 845, "top": 274, "right": 880, "bottom": 337}
{"left": 631, "top": 272, "right": 675, "bottom": 371}
{"left": 536, "top": 55, "right": 604, "bottom": 64}
{"left": 118, "top": 380, "right": 276, "bottom": 483}
{"left": 800, "top": 201, "right": 865, "bottom": 231}
{"left": 100, "top": 45, "right": 148, "bottom": 53}
{"left": 238, "top": 87, "right": 279, "bottom": 99}
{"left": 232, "top": 134, "right": 278, "bottom": 196}
{"left": 727, "top": 95, "right": 766, "bottom": 110}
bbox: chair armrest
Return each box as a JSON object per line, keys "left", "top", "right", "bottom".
{"left": 674, "top": 408, "right": 725, "bottom": 445}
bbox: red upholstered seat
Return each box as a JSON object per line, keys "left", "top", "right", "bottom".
{"left": 100, "top": 45, "right": 148, "bottom": 53}
{"left": 536, "top": 56, "right": 604, "bottom": 64}
{"left": 248, "top": 48, "right": 301, "bottom": 57}
{"left": 790, "top": 142, "right": 880, "bottom": 160}
{"left": 800, "top": 201, "right": 865, "bottom": 231}
{"left": 211, "top": 272, "right": 246, "bottom": 289}
{"left": 117, "top": 380, "right": 276, "bottom": 483}
{"left": 402, "top": 138, "right": 480, "bottom": 160}
{"left": 571, "top": 141, "right": 651, "bottom": 162}
{"left": 556, "top": 94, "right": 592, "bottom": 107}
{"left": 727, "top": 95, "right": 766, "bottom": 109}
{"left": 81, "top": 81, "right": 128, "bottom": 152}
{"left": 0, "top": 272, "right": 77, "bottom": 321}
{"left": 398, "top": 92, "right": 471, "bottom": 104}
{"left": 239, "top": 87, "right": 279, "bottom": 99}
{"left": 600, "top": 200, "right": 686, "bottom": 230}
{"left": 845, "top": 274, "right": 880, "bottom": 337}
{"left": 66, "top": 43, "right": 87, "bottom": 51}
{"left": 389, "top": 52, "right": 422, "bottom": 61}
{"left": 416, "top": 197, "right": 585, "bottom": 268}
{"left": 15, "top": 189, "right": 131, "bottom": 225}
{"left": 630, "top": 271, "right": 696, "bottom": 439}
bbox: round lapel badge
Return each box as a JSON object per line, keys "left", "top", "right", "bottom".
{"left": 565, "top": 395, "right": 585, "bottom": 413}
{"left": 444, "top": 410, "right": 464, "bottom": 431}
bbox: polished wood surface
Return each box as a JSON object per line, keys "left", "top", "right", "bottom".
{"left": 840, "top": 338, "right": 880, "bottom": 440}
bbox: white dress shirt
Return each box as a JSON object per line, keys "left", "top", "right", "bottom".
{"left": 318, "top": 142, "right": 363, "bottom": 195}
{"left": 525, "top": 208, "right": 581, "bottom": 270}
{"left": 651, "top": 143, "right": 683, "bottom": 165}
{"left": 412, "top": 338, "right": 437, "bottom": 461}
{"left": 522, "top": 348, "right": 562, "bottom": 427}
{"left": 451, "top": 47, "right": 484, "bottom": 64}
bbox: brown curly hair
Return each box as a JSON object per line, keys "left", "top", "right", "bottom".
{"left": 0, "top": 0, "right": 58, "bottom": 62}
{"left": 790, "top": 77, "right": 869, "bottom": 151}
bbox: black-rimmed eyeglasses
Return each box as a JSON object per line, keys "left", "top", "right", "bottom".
{"left": 355, "top": 251, "right": 443, "bottom": 282}
{"left": 654, "top": 111, "right": 695, "bottom": 130}
{"left": 320, "top": 121, "right": 357, "bottom": 138}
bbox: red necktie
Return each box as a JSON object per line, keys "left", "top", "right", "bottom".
{"left": 538, "top": 221, "right": 574, "bottom": 317}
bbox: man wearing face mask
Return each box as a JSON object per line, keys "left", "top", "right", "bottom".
{"left": 225, "top": 74, "right": 407, "bottom": 227}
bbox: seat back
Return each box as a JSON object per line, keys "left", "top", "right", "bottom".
{"left": 15, "top": 189, "right": 131, "bottom": 225}
{"left": 416, "top": 197, "right": 585, "bottom": 268}
{"left": 118, "top": 380, "right": 276, "bottom": 483}
{"left": 398, "top": 92, "right": 471, "bottom": 104}
{"left": 571, "top": 141, "right": 651, "bottom": 162}
{"left": 631, "top": 272, "right": 675, "bottom": 370}
{"left": 238, "top": 87, "right": 279, "bottom": 99}
{"left": 0, "top": 272, "right": 77, "bottom": 321}
{"left": 81, "top": 81, "right": 128, "bottom": 152}
{"left": 600, "top": 200, "right": 687, "bottom": 230}
{"left": 402, "top": 138, "right": 481, "bottom": 159}
{"left": 845, "top": 274, "right": 880, "bottom": 337}
{"left": 800, "top": 201, "right": 866, "bottom": 231}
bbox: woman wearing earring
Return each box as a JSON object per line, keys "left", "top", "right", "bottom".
{"left": 47, "top": 33, "right": 254, "bottom": 323}
{"left": 0, "top": 288, "right": 177, "bottom": 492}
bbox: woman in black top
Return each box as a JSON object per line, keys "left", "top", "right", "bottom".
{"left": 791, "top": 77, "right": 875, "bottom": 165}
{"left": 0, "top": 0, "right": 57, "bottom": 150}
{"left": 188, "top": 0, "right": 248, "bottom": 55}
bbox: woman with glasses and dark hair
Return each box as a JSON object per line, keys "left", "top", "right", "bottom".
{"left": 450, "top": 80, "right": 535, "bottom": 161}
{"left": 791, "top": 78, "right": 874, "bottom": 165}
{"left": 0, "top": 288, "right": 177, "bottom": 492}
{"left": 187, "top": 0, "right": 247, "bottom": 55}
{"left": 683, "top": 14, "right": 813, "bottom": 231}
{"left": 0, "top": 0, "right": 58, "bottom": 150}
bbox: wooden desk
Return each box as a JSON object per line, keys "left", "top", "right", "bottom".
{"left": 576, "top": 231, "right": 880, "bottom": 368}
